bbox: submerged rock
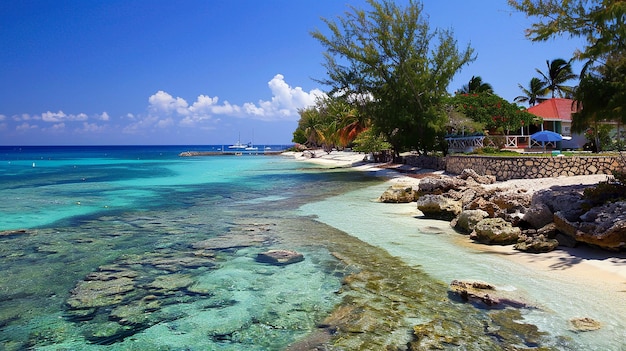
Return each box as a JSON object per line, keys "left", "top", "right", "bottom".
{"left": 569, "top": 317, "right": 602, "bottom": 332}
{"left": 448, "top": 280, "right": 530, "bottom": 309}
{"left": 0, "top": 229, "right": 31, "bottom": 237}
{"left": 256, "top": 249, "right": 304, "bottom": 266}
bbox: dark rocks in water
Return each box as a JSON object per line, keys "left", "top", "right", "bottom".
{"left": 448, "top": 280, "right": 531, "bottom": 309}
{"left": 569, "top": 317, "right": 602, "bottom": 332}
{"left": 191, "top": 224, "right": 274, "bottom": 251}
{"left": 0, "top": 229, "right": 31, "bottom": 237}
{"left": 256, "top": 250, "right": 304, "bottom": 266}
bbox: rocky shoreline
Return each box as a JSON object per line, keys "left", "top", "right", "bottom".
{"left": 379, "top": 168, "right": 625, "bottom": 252}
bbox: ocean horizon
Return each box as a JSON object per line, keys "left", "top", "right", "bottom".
{"left": 0, "top": 145, "right": 623, "bottom": 350}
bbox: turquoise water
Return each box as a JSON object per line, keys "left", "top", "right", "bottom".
{"left": 1, "top": 146, "right": 623, "bottom": 350}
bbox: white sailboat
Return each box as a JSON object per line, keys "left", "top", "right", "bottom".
{"left": 228, "top": 133, "right": 247, "bottom": 149}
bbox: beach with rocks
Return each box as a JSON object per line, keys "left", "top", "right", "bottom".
{"left": 287, "top": 149, "right": 626, "bottom": 345}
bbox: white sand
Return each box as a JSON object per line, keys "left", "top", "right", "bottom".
{"left": 286, "top": 150, "right": 626, "bottom": 291}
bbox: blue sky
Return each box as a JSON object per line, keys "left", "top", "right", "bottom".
{"left": 0, "top": 0, "right": 585, "bottom": 146}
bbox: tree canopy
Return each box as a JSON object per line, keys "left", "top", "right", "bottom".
{"left": 508, "top": 0, "right": 626, "bottom": 61}
{"left": 514, "top": 77, "right": 547, "bottom": 106}
{"left": 311, "top": 0, "right": 474, "bottom": 155}
{"left": 450, "top": 93, "right": 536, "bottom": 135}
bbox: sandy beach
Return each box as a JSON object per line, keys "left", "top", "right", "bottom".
{"left": 286, "top": 150, "right": 626, "bottom": 294}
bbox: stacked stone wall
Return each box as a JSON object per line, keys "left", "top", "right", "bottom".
{"left": 403, "top": 154, "right": 446, "bottom": 170}
{"left": 444, "top": 155, "right": 624, "bottom": 181}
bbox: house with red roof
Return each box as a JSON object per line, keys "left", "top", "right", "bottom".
{"left": 526, "top": 98, "right": 586, "bottom": 149}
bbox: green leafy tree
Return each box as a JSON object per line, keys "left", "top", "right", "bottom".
{"left": 572, "top": 54, "right": 626, "bottom": 151}
{"left": 351, "top": 128, "right": 392, "bottom": 153}
{"left": 450, "top": 93, "right": 536, "bottom": 134}
{"left": 508, "top": 0, "right": 626, "bottom": 61}
{"left": 536, "top": 58, "right": 578, "bottom": 98}
{"left": 311, "top": 0, "right": 474, "bottom": 156}
{"left": 514, "top": 77, "right": 548, "bottom": 106}
{"left": 458, "top": 76, "right": 494, "bottom": 94}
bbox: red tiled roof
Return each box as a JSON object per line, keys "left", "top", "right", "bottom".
{"left": 527, "top": 98, "right": 576, "bottom": 121}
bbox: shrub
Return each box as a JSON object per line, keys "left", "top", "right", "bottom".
{"left": 583, "top": 170, "right": 626, "bottom": 208}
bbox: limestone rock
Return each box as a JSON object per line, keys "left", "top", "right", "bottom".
{"left": 515, "top": 233, "right": 559, "bottom": 253}
{"left": 417, "top": 177, "right": 467, "bottom": 195}
{"left": 569, "top": 317, "right": 602, "bottom": 332}
{"left": 448, "top": 280, "right": 529, "bottom": 308}
{"left": 256, "top": 249, "right": 304, "bottom": 266}
{"left": 470, "top": 218, "right": 521, "bottom": 245}
{"left": 451, "top": 209, "right": 489, "bottom": 234}
{"left": 522, "top": 203, "right": 554, "bottom": 229}
{"left": 378, "top": 184, "right": 416, "bottom": 203}
{"left": 555, "top": 202, "right": 626, "bottom": 251}
{"left": 458, "top": 169, "right": 496, "bottom": 185}
{"left": 416, "top": 195, "right": 462, "bottom": 221}
{"left": 531, "top": 186, "right": 589, "bottom": 221}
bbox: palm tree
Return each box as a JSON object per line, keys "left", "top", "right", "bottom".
{"left": 536, "top": 58, "right": 578, "bottom": 98}
{"left": 514, "top": 77, "right": 548, "bottom": 106}
{"left": 458, "top": 75, "right": 494, "bottom": 94}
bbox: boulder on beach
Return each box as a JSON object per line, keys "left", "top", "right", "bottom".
{"left": 470, "top": 218, "right": 521, "bottom": 245}
{"left": 554, "top": 201, "right": 626, "bottom": 251}
{"left": 458, "top": 169, "right": 496, "bottom": 185}
{"left": 416, "top": 194, "right": 462, "bottom": 221}
{"left": 256, "top": 249, "right": 304, "bottom": 266}
{"left": 378, "top": 184, "right": 416, "bottom": 203}
{"left": 451, "top": 209, "right": 489, "bottom": 234}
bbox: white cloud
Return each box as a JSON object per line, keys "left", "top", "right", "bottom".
{"left": 49, "top": 123, "right": 66, "bottom": 131}
{"left": 41, "top": 111, "right": 88, "bottom": 123}
{"left": 77, "top": 122, "right": 106, "bottom": 133}
{"left": 141, "top": 74, "right": 325, "bottom": 129}
{"left": 99, "top": 112, "right": 110, "bottom": 121}
{"left": 16, "top": 122, "right": 38, "bottom": 131}
{"left": 148, "top": 91, "right": 189, "bottom": 115}
{"left": 0, "top": 114, "right": 5, "bottom": 121}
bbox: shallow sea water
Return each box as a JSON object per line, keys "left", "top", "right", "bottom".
{"left": 0, "top": 146, "right": 624, "bottom": 350}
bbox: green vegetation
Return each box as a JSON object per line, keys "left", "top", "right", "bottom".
{"left": 309, "top": 0, "right": 474, "bottom": 156}
{"left": 448, "top": 93, "right": 536, "bottom": 135}
{"left": 511, "top": 0, "right": 626, "bottom": 152}
{"left": 292, "top": 0, "right": 625, "bottom": 157}
{"left": 583, "top": 170, "right": 626, "bottom": 208}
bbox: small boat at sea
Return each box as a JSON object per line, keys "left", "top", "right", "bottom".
{"left": 228, "top": 133, "right": 247, "bottom": 149}
{"left": 228, "top": 142, "right": 247, "bottom": 149}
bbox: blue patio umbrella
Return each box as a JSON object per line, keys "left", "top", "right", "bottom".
{"left": 531, "top": 130, "right": 563, "bottom": 142}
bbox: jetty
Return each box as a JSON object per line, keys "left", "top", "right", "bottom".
{"left": 179, "top": 150, "right": 285, "bottom": 157}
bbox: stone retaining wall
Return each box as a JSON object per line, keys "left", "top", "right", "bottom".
{"left": 403, "top": 154, "right": 625, "bottom": 180}
{"left": 402, "top": 154, "right": 447, "bottom": 170}
{"left": 445, "top": 155, "right": 624, "bottom": 180}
